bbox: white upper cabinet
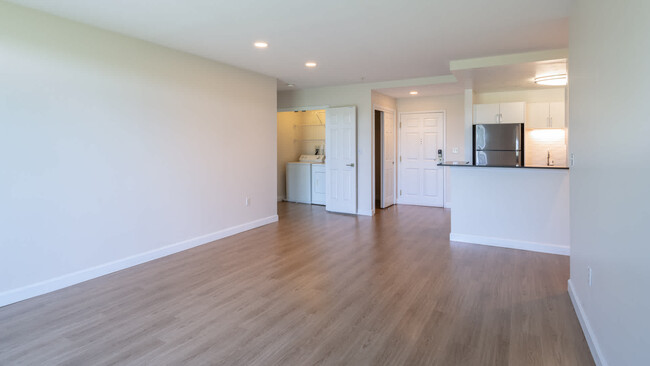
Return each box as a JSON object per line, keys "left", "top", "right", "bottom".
{"left": 474, "top": 103, "right": 501, "bottom": 124}
{"left": 527, "top": 103, "right": 551, "bottom": 128}
{"left": 499, "top": 102, "right": 526, "bottom": 124}
{"left": 526, "top": 102, "right": 565, "bottom": 128}
{"left": 549, "top": 102, "right": 566, "bottom": 128}
{"left": 474, "top": 102, "right": 525, "bottom": 124}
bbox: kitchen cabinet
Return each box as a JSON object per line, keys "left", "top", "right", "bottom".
{"left": 474, "top": 102, "right": 525, "bottom": 124}
{"left": 474, "top": 104, "right": 500, "bottom": 124}
{"left": 549, "top": 102, "right": 565, "bottom": 128}
{"left": 526, "top": 102, "right": 565, "bottom": 128}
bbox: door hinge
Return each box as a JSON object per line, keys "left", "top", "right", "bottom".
{"left": 399, "top": 156, "right": 402, "bottom": 162}
{"left": 400, "top": 189, "right": 402, "bottom": 196}
{"left": 399, "top": 122, "right": 402, "bottom": 128}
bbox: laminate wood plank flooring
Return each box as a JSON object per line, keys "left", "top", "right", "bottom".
{"left": 0, "top": 203, "right": 594, "bottom": 365}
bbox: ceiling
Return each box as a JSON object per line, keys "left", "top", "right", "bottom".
{"left": 8, "top": 0, "right": 570, "bottom": 91}
{"left": 376, "top": 50, "right": 568, "bottom": 98}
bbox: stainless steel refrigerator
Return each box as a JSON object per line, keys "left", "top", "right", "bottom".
{"left": 473, "top": 124, "right": 524, "bottom": 167}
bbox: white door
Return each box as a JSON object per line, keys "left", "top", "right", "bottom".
{"left": 382, "top": 111, "right": 395, "bottom": 208}
{"left": 399, "top": 112, "right": 444, "bottom": 207}
{"left": 326, "top": 106, "right": 357, "bottom": 214}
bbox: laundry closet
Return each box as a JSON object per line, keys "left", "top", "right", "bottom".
{"left": 277, "top": 110, "right": 326, "bottom": 205}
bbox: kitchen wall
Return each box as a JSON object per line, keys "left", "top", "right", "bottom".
{"left": 524, "top": 129, "right": 567, "bottom": 167}
{"left": 0, "top": 2, "right": 278, "bottom": 305}
{"left": 569, "top": 0, "right": 650, "bottom": 365}
{"left": 474, "top": 88, "right": 565, "bottom": 104}
{"left": 397, "top": 93, "right": 465, "bottom": 207}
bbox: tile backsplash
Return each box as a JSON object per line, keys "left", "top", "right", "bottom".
{"left": 525, "top": 129, "right": 567, "bottom": 167}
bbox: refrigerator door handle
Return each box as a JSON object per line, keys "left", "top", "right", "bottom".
{"left": 476, "top": 125, "right": 486, "bottom": 150}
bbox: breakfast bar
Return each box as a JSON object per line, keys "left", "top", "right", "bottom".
{"left": 440, "top": 162, "right": 570, "bottom": 255}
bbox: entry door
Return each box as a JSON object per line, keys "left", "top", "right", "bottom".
{"left": 381, "top": 111, "right": 395, "bottom": 208}
{"left": 399, "top": 112, "right": 444, "bottom": 207}
{"left": 326, "top": 106, "right": 357, "bottom": 214}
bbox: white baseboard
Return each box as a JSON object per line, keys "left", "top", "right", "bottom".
{"left": 568, "top": 279, "right": 607, "bottom": 366}
{"left": 357, "top": 209, "right": 374, "bottom": 216}
{"left": 0, "top": 215, "right": 279, "bottom": 307}
{"left": 449, "top": 233, "right": 570, "bottom": 256}
{"left": 444, "top": 201, "right": 452, "bottom": 209}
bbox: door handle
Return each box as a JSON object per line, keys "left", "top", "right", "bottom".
{"left": 346, "top": 163, "right": 355, "bottom": 167}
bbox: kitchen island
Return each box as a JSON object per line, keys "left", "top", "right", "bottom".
{"left": 441, "top": 162, "right": 570, "bottom": 255}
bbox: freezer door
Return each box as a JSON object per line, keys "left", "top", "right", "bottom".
{"left": 476, "top": 150, "right": 522, "bottom": 167}
{"left": 475, "top": 124, "right": 522, "bottom": 151}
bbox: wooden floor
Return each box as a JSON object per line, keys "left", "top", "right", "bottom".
{"left": 0, "top": 203, "right": 594, "bottom": 365}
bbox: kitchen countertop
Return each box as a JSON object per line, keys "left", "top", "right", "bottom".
{"left": 438, "top": 161, "right": 569, "bottom": 169}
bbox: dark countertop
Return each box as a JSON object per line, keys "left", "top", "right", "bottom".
{"left": 438, "top": 161, "right": 569, "bottom": 170}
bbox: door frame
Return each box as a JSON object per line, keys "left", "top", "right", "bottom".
{"left": 397, "top": 110, "right": 447, "bottom": 207}
{"left": 371, "top": 104, "right": 397, "bottom": 213}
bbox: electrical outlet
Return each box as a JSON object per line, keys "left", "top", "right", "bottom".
{"left": 245, "top": 197, "right": 250, "bottom": 206}
{"left": 570, "top": 153, "right": 575, "bottom": 167}
{"left": 452, "top": 147, "right": 459, "bottom": 154}
{"left": 588, "top": 266, "right": 592, "bottom": 287}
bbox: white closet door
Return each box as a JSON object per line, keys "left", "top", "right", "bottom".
{"left": 399, "top": 112, "right": 444, "bottom": 207}
{"left": 326, "top": 106, "right": 357, "bottom": 214}
{"left": 382, "top": 111, "right": 396, "bottom": 208}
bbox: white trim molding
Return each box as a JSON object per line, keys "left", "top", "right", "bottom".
{"left": 357, "top": 209, "right": 374, "bottom": 217}
{"left": 568, "top": 279, "right": 608, "bottom": 366}
{"left": 0, "top": 215, "right": 279, "bottom": 307}
{"left": 449, "top": 233, "right": 569, "bottom": 256}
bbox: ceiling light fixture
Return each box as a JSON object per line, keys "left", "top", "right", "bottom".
{"left": 534, "top": 74, "right": 567, "bottom": 86}
{"left": 254, "top": 41, "right": 268, "bottom": 48}
{"left": 409, "top": 91, "right": 419, "bottom": 95}
{"left": 287, "top": 84, "right": 294, "bottom": 87}
{"left": 305, "top": 62, "right": 317, "bottom": 68}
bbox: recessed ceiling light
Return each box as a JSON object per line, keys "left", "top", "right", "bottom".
{"left": 305, "top": 62, "right": 317, "bottom": 68}
{"left": 287, "top": 84, "right": 294, "bottom": 87}
{"left": 409, "top": 91, "right": 419, "bottom": 95}
{"left": 534, "top": 74, "right": 567, "bottom": 86}
{"left": 254, "top": 41, "right": 268, "bottom": 48}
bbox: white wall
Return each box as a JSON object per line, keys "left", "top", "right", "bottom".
{"left": 371, "top": 91, "right": 397, "bottom": 112}
{"left": 568, "top": 1, "right": 650, "bottom": 365}
{"left": 0, "top": 2, "right": 278, "bottom": 305}
{"left": 278, "top": 86, "right": 373, "bottom": 215}
{"left": 397, "top": 93, "right": 465, "bottom": 206}
{"left": 474, "top": 88, "right": 565, "bottom": 104}
{"left": 449, "top": 167, "right": 570, "bottom": 255}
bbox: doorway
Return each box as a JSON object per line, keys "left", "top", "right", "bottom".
{"left": 373, "top": 107, "right": 396, "bottom": 210}
{"left": 398, "top": 111, "right": 445, "bottom": 207}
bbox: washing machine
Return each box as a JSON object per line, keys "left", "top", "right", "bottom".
{"left": 286, "top": 155, "right": 325, "bottom": 204}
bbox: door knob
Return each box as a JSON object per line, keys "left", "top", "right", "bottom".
{"left": 346, "top": 163, "right": 355, "bottom": 167}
